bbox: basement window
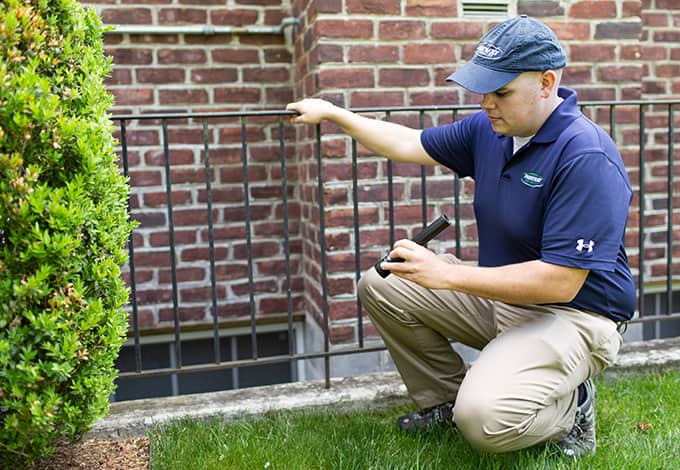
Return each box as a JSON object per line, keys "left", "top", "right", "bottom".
{"left": 460, "top": 0, "right": 514, "bottom": 18}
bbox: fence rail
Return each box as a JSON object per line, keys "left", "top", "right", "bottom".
{"left": 112, "top": 100, "right": 680, "bottom": 397}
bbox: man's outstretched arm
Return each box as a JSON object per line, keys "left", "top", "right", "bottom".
{"left": 287, "top": 98, "right": 437, "bottom": 166}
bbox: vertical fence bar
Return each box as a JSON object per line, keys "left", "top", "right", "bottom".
{"left": 202, "top": 120, "right": 220, "bottom": 363}
{"left": 278, "top": 117, "right": 295, "bottom": 364}
{"left": 453, "top": 110, "right": 462, "bottom": 258}
{"left": 609, "top": 104, "right": 616, "bottom": 141}
{"left": 351, "top": 139, "right": 364, "bottom": 347}
{"left": 119, "top": 119, "right": 142, "bottom": 372}
{"left": 385, "top": 111, "right": 395, "bottom": 246}
{"left": 161, "top": 119, "right": 182, "bottom": 368}
{"left": 667, "top": 105, "right": 675, "bottom": 316}
{"left": 638, "top": 105, "right": 646, "bottom": 318}
{"left": 419, "top": 110, "right": 427, "bottom": 227}
{"left": 316, "top": 124, "right": 331, "bottom": 388}
{"left": 241, "top": 116, "right": 258, "bottom": 359}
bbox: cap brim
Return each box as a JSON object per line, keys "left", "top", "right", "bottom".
{"left": 446, "top": 62, "right": 520, "bottom": 94}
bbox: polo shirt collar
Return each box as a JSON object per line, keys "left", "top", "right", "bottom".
{"left": 531, "top": 87, "right": 580, "bottom": 144}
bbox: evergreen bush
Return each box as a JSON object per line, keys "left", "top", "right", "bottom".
{"left": 0, "top": 0, "right": 135, "bottom": 463}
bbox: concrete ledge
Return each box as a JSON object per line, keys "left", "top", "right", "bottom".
{"left": 88, "top": 337, "right": 680, "bottom": 439}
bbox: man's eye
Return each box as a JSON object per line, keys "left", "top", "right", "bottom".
{"left": 495, "top": 91, "right": 509, "bottom": 97}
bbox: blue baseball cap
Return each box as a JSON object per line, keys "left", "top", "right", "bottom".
{"left": 447, "top": 15, "right": 567, "bottom": 94}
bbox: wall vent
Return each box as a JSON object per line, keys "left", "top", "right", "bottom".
{"left": 461, "top": 1, "right": 513, "bottom": 18}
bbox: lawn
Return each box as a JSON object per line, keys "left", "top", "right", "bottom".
{"left": 149, "top": 368, "right": 680, "bottom": 469}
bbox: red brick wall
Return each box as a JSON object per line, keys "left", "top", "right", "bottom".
{"left": 83, "top": 0, "right": 679, "bottom": 343}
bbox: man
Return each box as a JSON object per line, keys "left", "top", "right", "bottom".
{"left": 286, "top": 15, "right": 635, "bottom": 458}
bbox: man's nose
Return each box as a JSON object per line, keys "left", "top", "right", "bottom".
{"left": 481, "top": 94, "right": 495, "bottom": 110}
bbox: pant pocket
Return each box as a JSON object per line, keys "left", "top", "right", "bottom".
{"left": 590, "top": 329, "right": 623, "bottom": 375}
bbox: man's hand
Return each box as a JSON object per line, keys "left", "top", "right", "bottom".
{"left": 381, "top": 239, "right": 452, "bottom": 289}
{"left": 286, "top": 98, "right": 338, "bottom": 125}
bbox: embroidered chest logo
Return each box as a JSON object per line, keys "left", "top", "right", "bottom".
{"left": 576, "top": 239, "right": 595, "bottom": 253}
{"left": 521, "top": 172, "right": 544, "bottom": 188}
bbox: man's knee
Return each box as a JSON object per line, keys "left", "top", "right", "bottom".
{"left": 455, "top": 389, "right": 532, "bottom": 453}
{"left": 357, "top": 266, "right": 381, "bottom": 306}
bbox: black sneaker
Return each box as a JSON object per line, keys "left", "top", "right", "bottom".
{"left": 556, "top": 379, "right": 596, "bottom": 458}
{"left": 396, "top": 401, "right": 455, "bottom": 433}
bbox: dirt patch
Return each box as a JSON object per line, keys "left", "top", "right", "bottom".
{"left": 33, "top": 437, "right": 149, "bottom": 470}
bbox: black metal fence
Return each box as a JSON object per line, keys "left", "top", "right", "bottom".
{"left": 112, "top": 100, "right": 680, "bottom": 399}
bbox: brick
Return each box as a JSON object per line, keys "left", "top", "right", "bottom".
{"left": 349, "top": 45, "right": 399, "bottom": 64}
{"left": 158, "top": 89, "right": 209, "bottom": 105}
{"left": 347, "top": 0, "right": 400, "bottom": 14}
{"left": 233, "top": 240, "right": 281, "bottom": 259}
{"left": 656, "top": 64, "right": 680, "bottom": 78}
{"left": 105, "top": 48, "right": 153, "bottom": 65}
{"left": 100, "top": 8, "right": 152, "bottom": 25}
{"left": 144, "top": 149, "right": 194, "bottom": 166}
{"left": 158, "top": 267, "right": 206, "bottom": 284}
{"left": 350, "top": 91, "right": 405, "bottom": 108}
{"left": 561, "top": 65, "right": 593, "bottom": 85}
{"left": 379, "top": 68, "right": 430, "bottom": 87}
{"left": 568, "top": 44, "right": 616, "bottom": 62}
{"left": 264, "top": 48, "right": 292, "bottom": 64}
{"left": 654, "top": 30, "right": 680, "bottom": 43}
{"left": 431, "top": 21, "right": 483, "bottom": 40}
{"left": 104, "top": 68, "right": 132, "bottom": 86}
{"left": 158, "top": 49, "right": 207, "bottom": 65}
{"left": 621, "top": 45, "right": 667, "bottom": 61}
{"left": 314, "top": 44, "right": 343, "bottom": 63}
{"left": 517, "top": 0, "right": 564, "bottom": 16}
{"left": 110, "top": 88, "right": 154, "bottom": 106}
{"left": 622, "top": 1, "right": 641, "bottom": 17}
{"left": 212, "top": 48, "right": 260, "bottom": 64}
{"left": 143, "top": 190, "right": 192, "bottom": 208}
{"left": 641, "top": 12, "right": 668, "bottom": 27}
{"left": 214, "top": 263, "right": 250, "bottom": 281}
{"left": 158, "top": 8, "right": 207, "bottom": 24}
{"left": 243, "top": 66, "right": 290, "bottom": 83}
{"left": 410, "top": 90, "right": 460, "bottom": 106}
{"left": 595, "top": 21, "right": 642, "bottom": 40}
{"left": 315, "top": 19, "right": 374, "bottom": 40}
{"left": 317, "top": 0, "right": 343, "bottom": 13}
{"left": 170, "top": 168, "right": 207, "bottom": 184}
{"left": 547, "top": 22, "right": 591, "bottom": 40}
{"left": 180, "top": 286, "right": 227, "bottom": 304}
{"left": 656, "top": 0, "right": 680, "bottom": 8}
{"left": 379, "top": 20, "right": 426, "bottom": 40}
{"left": 191, "top": 68, "right": 238, "bottom": 84}
{"left": 404, "top": 44, "right": 454, "bottom": 64}
{"left": 569, "top": 1, "right": 616, "bottom": 18}
{"left": 136, "top": 288, "right": 174, "bottom": 305}
{"left": 214, "top": 87, "right": 262, "bottom": 103}
{"left": 136, "top": 68, "right": 186, "bottom": 84}
{"left": 318, "top": 68, "right": 374, "bottom": 90}
{"left": 210, "top": 9, "right": 258, "bottom": 26}
{"left": 405, "top": 0, "right": 457, "bottom": 16}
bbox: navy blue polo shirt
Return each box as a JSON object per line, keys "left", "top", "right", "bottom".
{"left": 421, "top": 87, "right": 636, "bottom": 322}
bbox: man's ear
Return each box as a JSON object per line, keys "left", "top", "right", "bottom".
{"left": 540, "top": 70, "right": 559, "bottom": 97}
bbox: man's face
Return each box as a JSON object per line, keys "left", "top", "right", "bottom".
{"left": 480, "top": 72, "right": 547, "bottom": 137}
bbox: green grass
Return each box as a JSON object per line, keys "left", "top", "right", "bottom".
{"left": 149, "top": 369, "right": 680, "bottom": 469}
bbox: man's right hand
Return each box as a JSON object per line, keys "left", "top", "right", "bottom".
{"left": 286, "top": 98, "right": 338, "bottom": 125}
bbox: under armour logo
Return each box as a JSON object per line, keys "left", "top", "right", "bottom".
{"left": 576, "top": 239, "right": 595, "bottom": 253}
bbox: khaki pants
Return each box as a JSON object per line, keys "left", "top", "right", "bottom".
{"left": 357, "top": 254, "right": 622, "bottom": 453}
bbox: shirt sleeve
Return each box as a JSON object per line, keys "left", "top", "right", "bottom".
{"left": 541, "top": 152, "right": 632, "bottom": 271}
{"left": 420, "top": 112, "right": 491, "bottom": 178}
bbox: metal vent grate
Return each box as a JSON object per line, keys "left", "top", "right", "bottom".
{"left": 461, "top": 1, "right": 512, "bottom": 18}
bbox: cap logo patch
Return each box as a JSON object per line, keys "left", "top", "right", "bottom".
{"left": 521, "top": 172, "right": 544, "bottom": 188}
{"left": 475, "top": 42, "right": 503, "bottom": 60}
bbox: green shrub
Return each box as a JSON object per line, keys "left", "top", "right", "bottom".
{"left": 0, "top": 0, "right": 135, "bottom": 464}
